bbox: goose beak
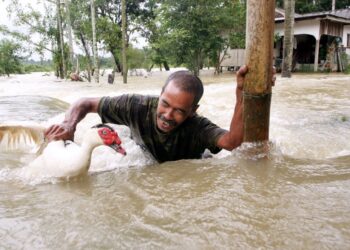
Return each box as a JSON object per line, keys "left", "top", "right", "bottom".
{"left": 110, "top": 143, "right": 127, "bottom": 156}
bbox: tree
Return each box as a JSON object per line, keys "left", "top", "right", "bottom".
{"left": 57, "top": 0, "right": 67, "bottom": 78}
{"left": 69, "top": 0, "right": 94, "bottom": 81}
{"left": 0, "top": 40, "right": 24, "bottom": 76}
{"left": 93, "top": 0, "right": 149, "bottom": 74}
{"left": 2, "top": 0, "right": 69, "bottom": 78}
{"left": 91, "top": 0, "right": 99, "bottom": 83}
{"left": 136, "top": 0, "right": 170, "bottom": 71}
{"left": 122, "top": 0, "right": 128, "bottom": 83}
{"left": 281, "top": 0, "right": 295, "bottom": 77}
{"left": 63, "top": 0, "right": 75, "bottom": 71}
{"left": 156, "top": 0, "right": 239, "bottom": 76}
{"left": 277, "top": 0, "right": 350, "bottom": 14}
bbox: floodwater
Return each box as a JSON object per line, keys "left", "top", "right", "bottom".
{"left": 0, "top": 71, "right": 350, "bottom": 249}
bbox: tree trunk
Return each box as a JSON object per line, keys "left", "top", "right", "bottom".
{"left": 57, "top": 0, "right": 66, "bottom": 79}
{"left": 281, "top": 0, "right": 295, "bottom": 78}
{"left": 121, "top": 0, "right": 128, "bottom": 84}
{"left": 64, "top": 0, "right": 75, "bottom": 72}
{"left": 244, "top": 0, "right": 275, "bottom": 142}
{"left": 78, "top": 32, "right": 92, "bottom": 82}
{"left": 91, "top": 0, "right": 99, "bottom": 83}
{"left": 163, "top": 61, "right": 170, "bottom": 71}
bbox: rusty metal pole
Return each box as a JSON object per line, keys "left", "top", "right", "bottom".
{"left": 243, "top": 0, "right": 275, "bottom": 142}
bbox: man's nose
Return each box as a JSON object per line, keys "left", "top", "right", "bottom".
{"left": 163, "top": 108, "right": 174, "bottom": 120}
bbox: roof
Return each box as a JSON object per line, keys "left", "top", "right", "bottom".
{"left": 275, "top": 8, "right": 350, "bottom": 24}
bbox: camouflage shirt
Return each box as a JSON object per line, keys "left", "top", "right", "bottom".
{"left": 98, "top": 94, "right": 227, "bottom": 162}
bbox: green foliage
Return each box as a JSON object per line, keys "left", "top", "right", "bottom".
{"left": 344, "top": 64, "right": 350, "bottom": 74}
{"left": 22, "top": 63, "right": 53, "bottom": 73}
{"left": 127, "top": 47, "right": 147, "bottom": 69}
{"left": 69, "top": 0, "right": 151, "bottom": 73}
{"left": 99, "top": 57, "right": 115, "bottom": 69}
{"left": 276, "top": 0, "right": 350, "bottom": 14}
{"left": 99, "top": 47, "right": 151, "bottom": 70}
{"left": 154, "top": 0, "right": 243, "bottom": 75}
{"left": 340, "top": 50, "right": 350, "bottom": 74}
{"left": 340, "top": 115, "right": 348, "bottom": 122}
{"left": 136, "top": 0, "right": 171, "bottom": 70}
{"left": 52, "top": 43, "right": 70, "bottom": 77}
{"left": 0, "top": 40, "right": 24, "bottom": 76}
{"left": 228, "top": 2, "right": 246, "bottom": 49}
{"left": 5, "top": 0, "right": 58, "bottom": 60}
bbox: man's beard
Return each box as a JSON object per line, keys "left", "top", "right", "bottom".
{"left": 157, "top": 114, "right": 177, "bottom": 128}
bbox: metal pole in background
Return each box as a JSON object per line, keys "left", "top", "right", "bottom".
{"left": 243, "top": 0, "right": 275, "bottom": 142}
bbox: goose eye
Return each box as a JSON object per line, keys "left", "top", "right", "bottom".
{"left": 102, "top": 130, "right": 107, "bottom": 135}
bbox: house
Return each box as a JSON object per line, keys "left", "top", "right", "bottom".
{"left": 274, "top": 8, "right": 350, "bottom": 72}
{"left": 220, "top": 8, "right": 350, "bottom": 72}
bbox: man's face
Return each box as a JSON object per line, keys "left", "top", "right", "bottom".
{"left": 156, "top": 81, "right": 197, "bottom": 133}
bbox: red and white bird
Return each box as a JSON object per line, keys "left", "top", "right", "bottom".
{"left": 0, "top": 124, "right": 126, "bottom": 178}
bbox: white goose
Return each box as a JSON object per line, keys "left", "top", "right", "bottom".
{"left": 0, "top": 124, "right": 126, "bottom": 178}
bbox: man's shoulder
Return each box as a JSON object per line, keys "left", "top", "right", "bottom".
{"left": 132, "top": 94, "right": 158, "bottom": 102}
{"left": 101, "top": 94, "right": 158, "bottom": 105}
{"left": 183, "top": 114, "right": 226, "bottom": 135}
{"left": 186, "top": 114, "right": 213, "bottom": 126}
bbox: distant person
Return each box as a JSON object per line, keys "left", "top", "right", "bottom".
{"left": 45, "top": 66, "right": 275, "bottom": 162}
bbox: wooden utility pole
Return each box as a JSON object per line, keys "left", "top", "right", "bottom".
{"left": 243, "top": 0, "right": 275, "bottom": 142}
{"left": 121, "top": 0, "right": 128, "bottom": 84}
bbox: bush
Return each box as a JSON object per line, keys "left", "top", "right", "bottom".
{"left": 22, "top": 64, "right": 53, "bottom": 73}
{"left": 0, "top": 39, "right": 24, "bottom": 76}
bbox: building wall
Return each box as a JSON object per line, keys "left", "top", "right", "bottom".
{"left": 343, "top": 25, "right": 350, "bottom": 55}
{"left": 275, "top": 19, "right": 321, "bottom": 40}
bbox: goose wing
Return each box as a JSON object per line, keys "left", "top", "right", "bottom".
{"left": 0, "top": 125, "right": 46, "bottom": 153}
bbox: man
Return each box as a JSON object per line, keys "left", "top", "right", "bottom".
{"left": 45, "top": 66, "right": 264, "bottom": 162}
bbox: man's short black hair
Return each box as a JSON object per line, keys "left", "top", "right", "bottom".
{"left": 162, "top": 70, "right": 204, "bottom": 106}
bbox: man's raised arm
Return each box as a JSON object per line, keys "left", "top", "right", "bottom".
{"left": 44, "top": 97, "right": 101, "bottom": 141}
{"left": 216, "top": 65, "right": 276, "bottom": 151}
{"left": 216, "top": 66, "right": 247, "bottom": 151}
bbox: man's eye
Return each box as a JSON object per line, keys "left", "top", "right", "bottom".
{"left": 175, "top": 109, "right": 185, "bottom": 115}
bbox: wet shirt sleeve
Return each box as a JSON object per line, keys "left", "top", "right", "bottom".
{"left": 193, "top": 116, "right": 227, "bottom": 154}
{"left": 97, "top": 95, "right": 133, "bottom": 126}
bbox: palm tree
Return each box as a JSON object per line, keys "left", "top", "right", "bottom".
{"left": 281, "top": 0, "right": 295, "bottom": 78}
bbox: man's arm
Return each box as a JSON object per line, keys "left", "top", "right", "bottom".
{"left": 44, "top": 97, "right": 101, "bottom": 141}
{"left": 216, "top": 65, "right": 276, "bottom": 151}
{"left": 216, "top": 66, "right": 246, "bottom": 151}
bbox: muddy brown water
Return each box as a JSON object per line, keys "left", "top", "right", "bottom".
{"left": 0, "top": 72, "right": 349, "bottom": 249}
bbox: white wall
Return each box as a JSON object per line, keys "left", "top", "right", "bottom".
{"left": 343, "top": 25, "right": 350, "bottom": 55}
{"left": 342, "top": 25, "right": 350, "bottom": 44}
{"left": 275, "top": 19, "right": 321, "bottom": 40}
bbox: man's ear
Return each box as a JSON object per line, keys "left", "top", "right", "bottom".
{"left": 190, "top": 104, "right": 199, "bottom": 117}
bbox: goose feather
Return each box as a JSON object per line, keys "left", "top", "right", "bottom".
{"left": 1, "top": 124, "right": 126, "bottom": 178}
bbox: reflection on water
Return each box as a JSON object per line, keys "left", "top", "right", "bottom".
{"left": 0, "top": 75, "right": 350, "bottom": 249}
{"left": 0, "top": 95, "right": 69, "bottom": 123}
